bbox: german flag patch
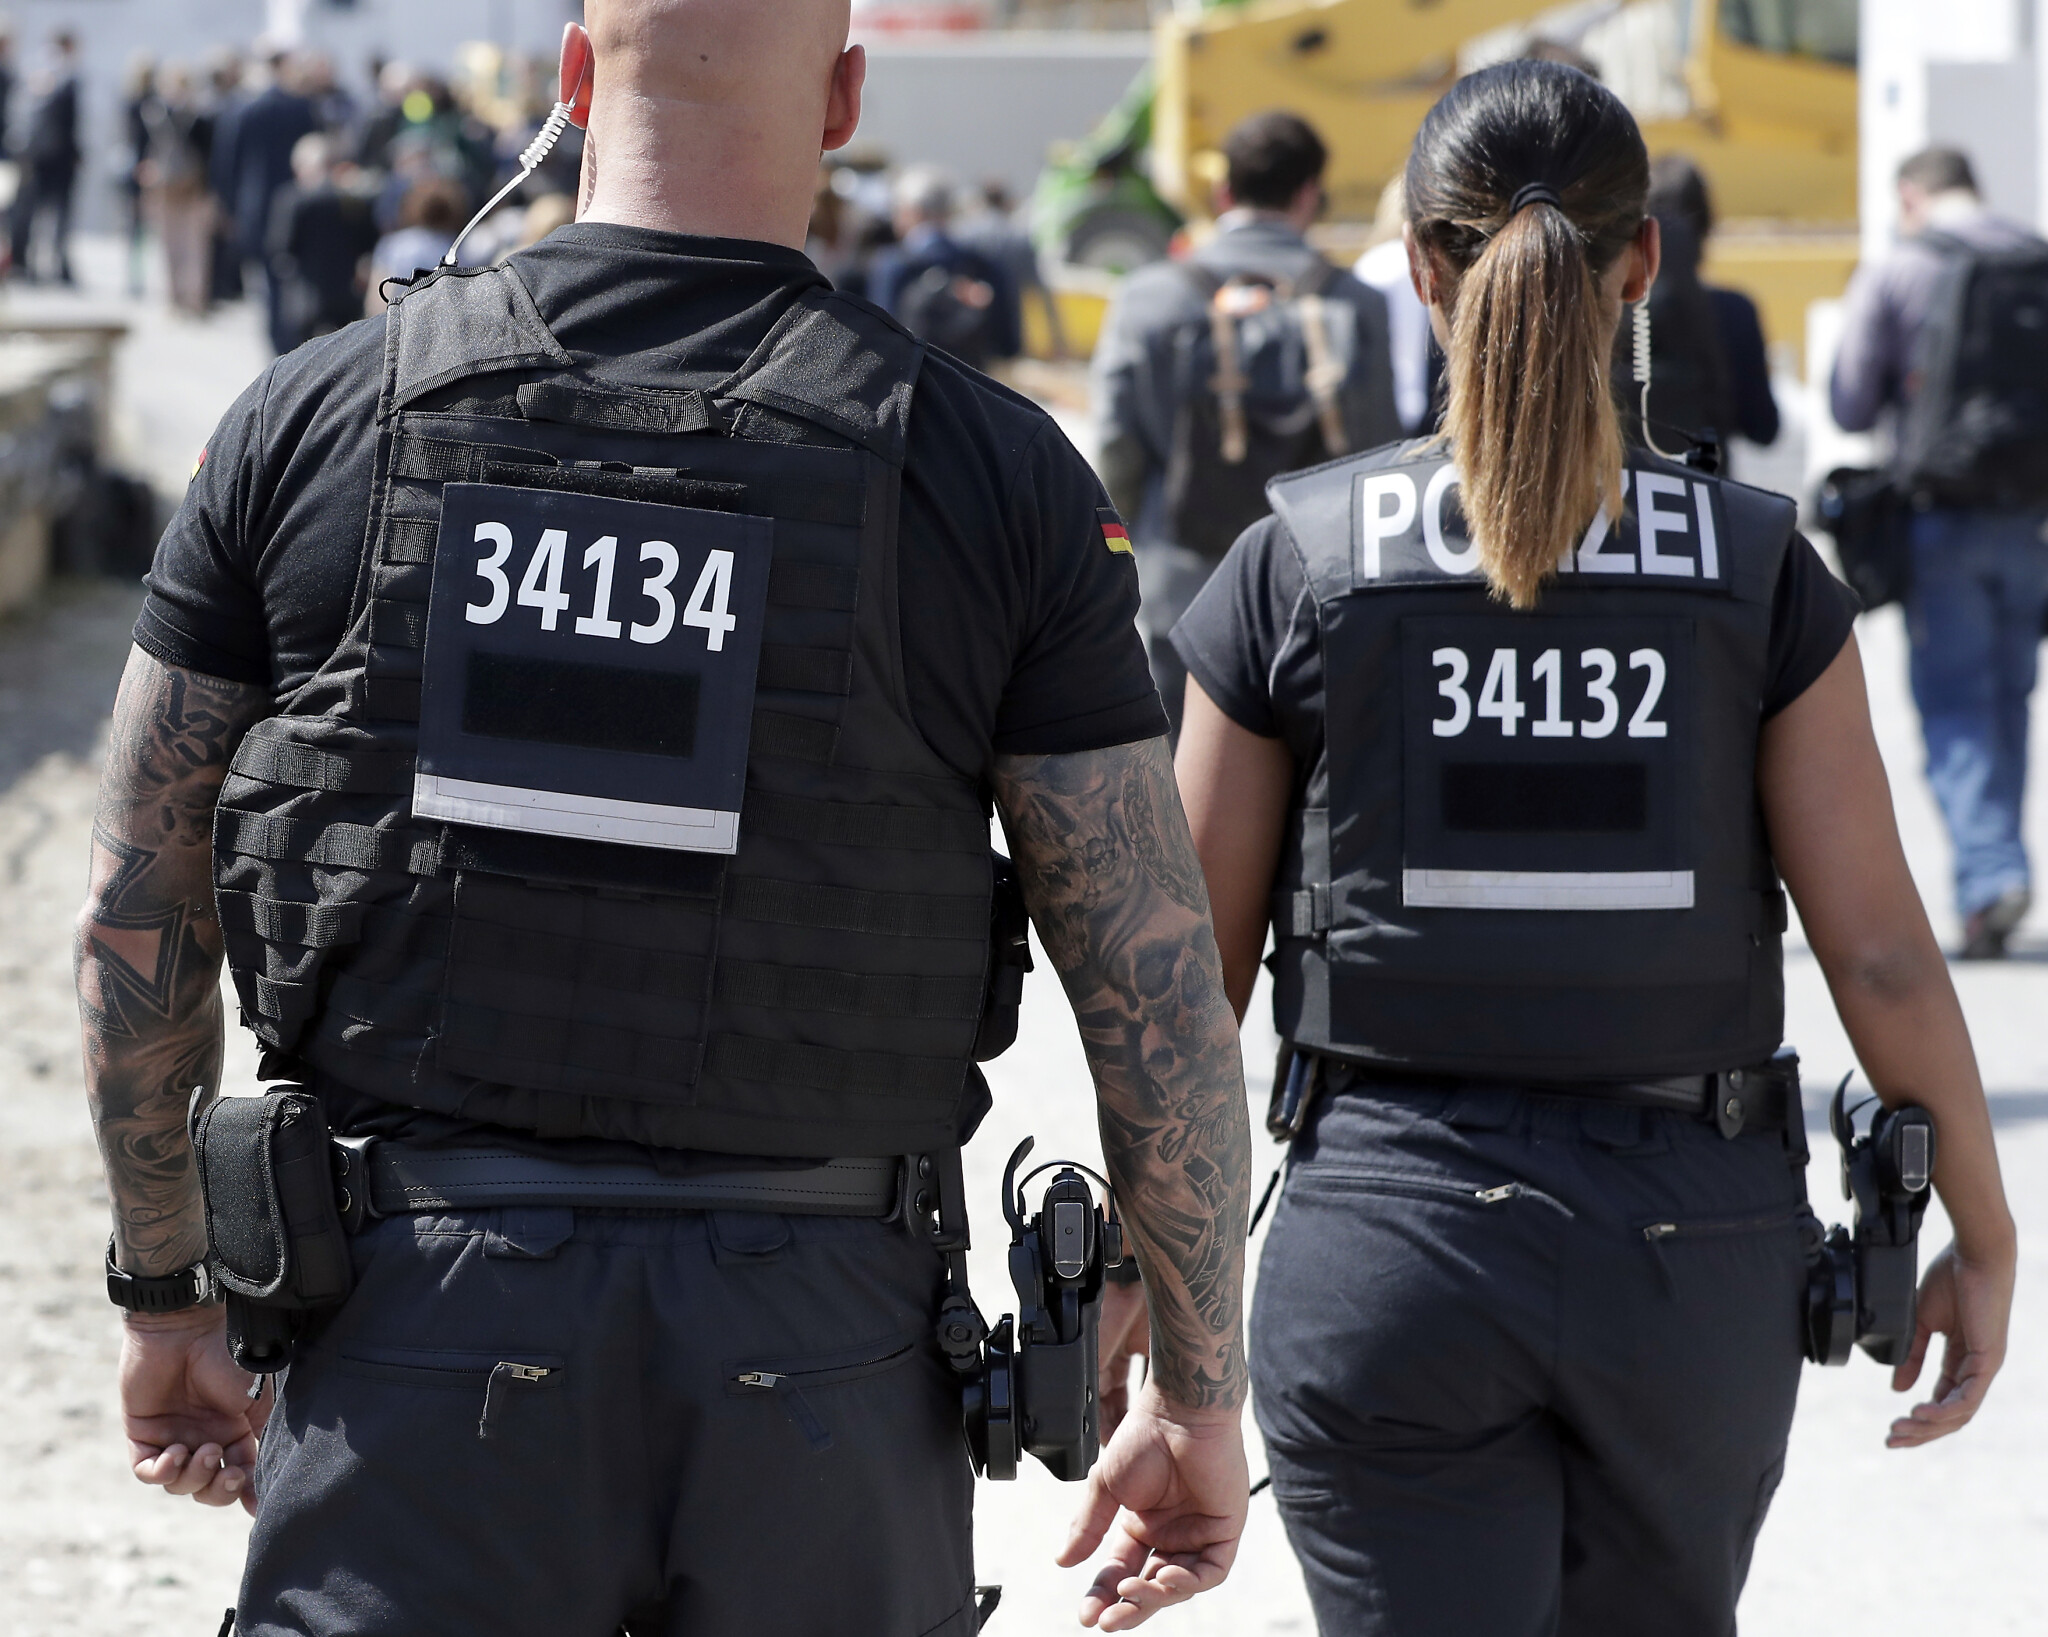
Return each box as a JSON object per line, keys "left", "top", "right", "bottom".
{"left": 1097, "top": 506, "right": 1132, "bottom": 555}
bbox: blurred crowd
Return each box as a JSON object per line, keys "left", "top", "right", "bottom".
{"left": 0, "top": 26, "right": 584, "bottom": 356}
{"left": 807, "top": 161, "right": 1045, "bottom": 370}
{"left": 0, "top": 17, "right": 1055, "bottom": 374}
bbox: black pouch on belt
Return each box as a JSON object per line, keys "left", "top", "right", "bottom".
{"left": 191, "top": 1087, "right": 354, "bottom": 1373}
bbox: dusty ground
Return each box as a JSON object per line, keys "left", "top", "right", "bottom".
{"left": 3, "top": 241, "right": 2044, "bottom": 1634}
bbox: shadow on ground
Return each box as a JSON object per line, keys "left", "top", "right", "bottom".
{"left": 0, "top": 579, "right": 144, "bottom": 798}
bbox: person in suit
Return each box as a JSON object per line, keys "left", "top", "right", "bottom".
{"left": 9, "top": 31, "right": 82, "bottom": 285}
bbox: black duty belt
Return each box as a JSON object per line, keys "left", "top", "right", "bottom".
{"left": 1319, "top": 1058, "right": 1795, "bottom": 1139}
{"left": 333, "top": 1143, "right": 901, "bottom": 1224}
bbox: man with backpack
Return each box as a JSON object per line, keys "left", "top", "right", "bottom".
{"left": 874, "top": 166, "right": 1020, "bottom": 373}
{"left": 1092, "top": 111, "right": 1398, "bottom": 729}
{"left": 1833, "top": 146, "right": 2048, "bottom": 959}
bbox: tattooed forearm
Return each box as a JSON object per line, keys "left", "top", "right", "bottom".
{"left": 76, "top": 649, "right": 266, "bottom": 1275}
{"left": 993, "top": 737, "right": 1251, "bottom": 1411}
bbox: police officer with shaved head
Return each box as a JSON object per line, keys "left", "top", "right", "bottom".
{"left": 77, "top": 5, "right": 1252, "bottom": 1632}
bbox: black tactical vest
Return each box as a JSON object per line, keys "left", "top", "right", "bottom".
{"left": 214, "top": 263, "right": 1000, "bottom": 1158}
{"left": 1268, "top": 440, "right": 1794, "bottom": 1080}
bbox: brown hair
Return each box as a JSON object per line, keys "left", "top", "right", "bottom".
{"left": 1406, "top": 61, "right": 1649, "bottom": 607}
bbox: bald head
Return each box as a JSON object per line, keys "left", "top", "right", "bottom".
{"left": 567, "top": 0, "right": 864, "bottom": 248}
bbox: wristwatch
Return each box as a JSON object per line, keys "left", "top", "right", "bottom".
{"left": 104, "top": 1237, "right": 215, "bottom": 1312}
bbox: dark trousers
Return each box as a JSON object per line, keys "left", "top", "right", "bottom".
{"left": 1252, "top": 1082, "right": 1808, "bottom": 1636}
{"left": 9, "top": 160, "right": 75, "bottom": 281}
{"left": 237, "top": 1206, "right": 979, "bottom": 1636}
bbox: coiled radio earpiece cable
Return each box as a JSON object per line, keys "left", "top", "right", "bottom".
{"left": 441, "top": 98, "right": 577, "bottom": 269}
{"left": 1632, "top": 300, "right": 1685, "bottom": 461}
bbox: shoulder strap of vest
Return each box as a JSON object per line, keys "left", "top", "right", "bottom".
{"left": 381, "top": 263, "right": 573, "bottom": 418}
{"left": 1266, "top": 442, "right": 1432, "bottom": 601}
{"left": 716, "top": 288, "right": 925, "bottom": 466}
{"left": 1711, "top": 472, "right": 1798, "bottom": 604}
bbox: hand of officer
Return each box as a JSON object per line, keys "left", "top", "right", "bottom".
{"left": 1095, "top": 1278, "right": 1151, "bottom": 1441}
{"left": 1886, "top": 1238, "right": 2015, "bottom": 1448}
{"left": 123, "top": 1304, "right": 270, "bottom": 1514}
{"left": 1057, "top": 1382, "right": 1248, "bottom": 1630}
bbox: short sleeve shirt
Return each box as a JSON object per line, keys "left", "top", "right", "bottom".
{"left": 135, "top": 224, "right": 1165, "bottom": 785}
{"left": 1171, "top": 506, "right": 1860, "bottom": 767}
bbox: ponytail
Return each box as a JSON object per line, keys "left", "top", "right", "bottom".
{"left": 1444, "top": 200, "right": 1624, "bottom": 608}
{"left": 1406, "top": 60, "right": 1650, "bottom": 610}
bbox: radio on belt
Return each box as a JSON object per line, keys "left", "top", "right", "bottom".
{"left": 414, "top": 482, "right": 772, "bottom": 855}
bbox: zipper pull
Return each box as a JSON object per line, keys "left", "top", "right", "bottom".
{"left": 1475, "top": 1185, "right": 1518, "bottom": 1205}
{"left": 1643, "top": 1222, "right": 1678, "bottom": 1242}
{"left": 735, "top": 1371, "right": 785, "bottom": 1388}
{"left": 480, "top": 1360, "right": 556, "bottom": 1438}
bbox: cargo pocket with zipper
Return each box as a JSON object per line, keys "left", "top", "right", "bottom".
{"left": 725, "top": 1331, "right": 919, "bottom": 1455}
{"left": 333, "top": 1344, "right": 566, "bottom": 1440}
{"left": 1288, "top": 1167, "right": 1576, "bottom": 1220}
{"left": 1635, "top": 1207, "right": 1803, "bottom": 1300}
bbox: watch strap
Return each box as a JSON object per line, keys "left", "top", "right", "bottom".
{"left": 104, "top": 1237, "right": 214, "bottom": 1312}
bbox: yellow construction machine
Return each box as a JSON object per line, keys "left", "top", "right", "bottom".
{"left": 1035, "top": 0, "right": 1861, "bottom": 365}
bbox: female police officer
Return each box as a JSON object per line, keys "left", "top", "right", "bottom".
{"left": 1165, "top": 60, "right": 2017, "bottom": 1635}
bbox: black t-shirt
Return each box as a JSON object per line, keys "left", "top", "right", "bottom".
{"left": 1171, "top": 509, "right": 1860, "bottom": 764}
{"left": 137, "top": 223, "right": 1165, "bottom": 785}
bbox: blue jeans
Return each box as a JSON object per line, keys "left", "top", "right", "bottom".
{"left": 1906, "top": 508, "right": 2048, "bottom": 917}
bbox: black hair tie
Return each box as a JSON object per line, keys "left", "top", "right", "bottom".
{"left": 1505, "top": 181, "right": 1563, "bottom": 217}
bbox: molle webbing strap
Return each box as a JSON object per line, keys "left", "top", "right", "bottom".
{"left": 768, "top": 559, "right": 859, "bottom": 611}
{"left": 756, "top": 645, "right": 852, "bottom": 697}
{"left": 242, "top": 973, "right": 320, "bottom": 1030}
{"left": 741, "top": 790, "right": 986, "bottom": 853}
{"left": 750, "top": 709, "right": 839, "bottom": 764}
{"left": 369, "top": 602, "right": 427, "bottom": 648}
{"left": 387, "top": 437, "right": 481, "bottom": 482}
{"left": 216, "top": 892, "right": 368, "bottom": 950}
{"left": 379, "top": 517, "right": 440, "bottom": 565}
{"left": 705, "top": 1034, "right": 965, "bottom": 1102}
{"left": 515, "top": 380, "right": 720, "bottom": 436}
{"left": 232, "top": 728, "right": 416, "bottom": 795}
{"left": 218, "top": 810, "right": 441, "bottom": 876}
{"left": 725, "top": 875, "right": 988, "bottom": 941}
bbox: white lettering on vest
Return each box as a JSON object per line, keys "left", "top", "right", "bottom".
{"left": 1355, "top": 472, "right": 1418, "bottom": 582}
{"left": 1577, "top": 505, "right": 1633, "bottom": 573}
{"left": 1422, "top": 465, "right": 1480, "bottom": 576}
{"left": 1635, "top": 472, "right": 1695, "bottom": 576}
{"left": 1692, "top": 482, "right": 1721, "bottom": 579}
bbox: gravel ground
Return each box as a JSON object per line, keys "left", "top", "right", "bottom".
{"left": 3, "top": 241, "right": 2043, "bottom": 1634}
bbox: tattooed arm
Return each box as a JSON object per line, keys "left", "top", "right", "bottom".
{"left": 77, "top": 646, "right": 269, "bottom": 1512}
{"left": 993, "top": 736, "right": 1251, "bottom": 1631}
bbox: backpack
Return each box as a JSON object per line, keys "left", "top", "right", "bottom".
{"left": 1162, "top": 259, "right": 1360, "bottom": 562}
{"left": 895, "top": 259, "right": 1004, "bottom": 371}
{"left": 1894, "top": 230, "right": 2048, "bottom": 507}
